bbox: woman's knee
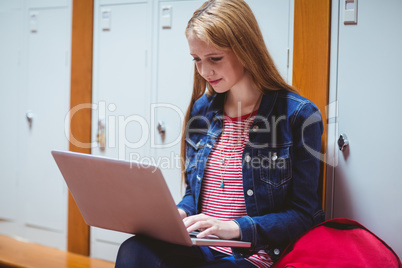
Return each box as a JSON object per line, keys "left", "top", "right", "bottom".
{"left": 116, "top": 235, "right": 207, "bottom": 267}
{"left": 118, "top": 236, "right": 140, "bottom": 255}
{"left": 116, "top": 235, "right": 176, "bottom": 267}
{"left": 115, "top": 235, "right": 150, "bottom": 267}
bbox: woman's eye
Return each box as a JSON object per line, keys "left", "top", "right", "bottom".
{"left": 192, "top": 57, "right": 201, "bottom": 62}
{"left": 211, "top": 57, "right": 223, "bottom": 62}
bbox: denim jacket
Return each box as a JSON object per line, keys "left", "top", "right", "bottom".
{"left": 177, "top": 89, "right": 325, "bottom": 260}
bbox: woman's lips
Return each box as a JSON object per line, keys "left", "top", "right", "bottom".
{"left": 209, "top": 78, "right": 222, "bottom": 86}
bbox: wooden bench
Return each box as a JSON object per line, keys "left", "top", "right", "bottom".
{"left": 0, "top": 235, "right": 114, "bottom": 268}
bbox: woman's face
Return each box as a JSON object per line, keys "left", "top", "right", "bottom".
{"left": 187, "top": 34, "right": 246, "bottom": 93}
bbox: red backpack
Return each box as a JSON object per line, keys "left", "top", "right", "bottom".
{"left": 273, "top": 218, "right": 401, "bottom": 268}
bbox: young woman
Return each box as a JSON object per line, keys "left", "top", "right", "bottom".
{"left": 115, "top": 0, "right": 324, "bottom": 267}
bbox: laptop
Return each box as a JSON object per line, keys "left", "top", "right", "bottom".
{"left": 51, "top": 150, "right": 251, "bottom": 248}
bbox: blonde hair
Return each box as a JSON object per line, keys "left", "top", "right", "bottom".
{"left": 180, "top": 0, "right": 297, "bottom": 182}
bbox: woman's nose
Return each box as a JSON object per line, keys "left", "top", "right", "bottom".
{"left": 199, "top": 63, "right": 214, "bottom": 77}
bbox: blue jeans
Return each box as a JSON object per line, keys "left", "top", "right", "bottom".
{"left": 115, "top": 235, "right": 256, "bottom": 267}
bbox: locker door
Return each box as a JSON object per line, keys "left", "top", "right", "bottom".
{"left": 19, "top": 6, "right": 71, "bottom": 249}
{"left": 0, "top": 3, "right": 23, "bottom": 236}
{"left": 153, "top": 0, "right": 205, "bottom": 204}
{"left": 329, "top": 0, "right": 402, "bottom": 258}
{"left": 247, "top": 0, "right": 293, "bottom": 82}
{"left": 91, "top": 2, "right": 150, "bottom": 261}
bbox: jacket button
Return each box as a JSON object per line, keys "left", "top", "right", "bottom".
{"left": 274, "top": 248, "right": 280, "bottom": 255}
{"left": 245, "top": 155, "right": 251, "bottom": 163}
{"left": 247, "top": 189, "right": 254, "bottom": 196}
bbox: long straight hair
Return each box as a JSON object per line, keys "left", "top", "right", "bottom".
{"left": 180, "top": 0, "right": 297, "bottom": 183}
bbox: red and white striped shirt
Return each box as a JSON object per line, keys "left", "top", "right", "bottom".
{"left": 200, "top": 111, "right": 274, "bottom": 268}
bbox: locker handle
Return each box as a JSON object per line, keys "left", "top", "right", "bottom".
{"left": 97, "top": 119, "right": 106, "bottom": 151}
{"left": 157, "top": 121, "right": 166, "bottom": 135}
{"left": 338, "top": 134, "right": 349, "bottom": 151}
{"left": 26, "top": 110, "right": 34, "bottom": 128}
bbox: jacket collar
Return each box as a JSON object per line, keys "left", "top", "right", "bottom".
{"left": 254, "top": 90, "right": 279, "bottom": 123}
{"left": 207, "top": 90, "right": 279, "bottom": 120}
{"left": 207, "top": 93, "right": 225, "bottom": 116}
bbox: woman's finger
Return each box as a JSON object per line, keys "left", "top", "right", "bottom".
{"left": 186, "top": 219, "right": 213, "bottom": 233}
{"left": 183, "top": 213, "right": 208, "bottom": 227}
{"left": 197, "top": 225, "right": 219, "bottom": 238}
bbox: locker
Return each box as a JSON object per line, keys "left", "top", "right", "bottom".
{"left": 21, "top": 6, "right": 71, "bottom": 249}
{"left": 0, "top": 3, "right": 23, "bottom": 227}
{"left": 91, "top": 1, "right": 151, "bottom": 260}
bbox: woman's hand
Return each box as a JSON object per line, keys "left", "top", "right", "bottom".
{"left": 178, "top": 208, "right": 187, "bottom": 220}
{"left": 183, "top": 213, "right": 241, "bottom": 240}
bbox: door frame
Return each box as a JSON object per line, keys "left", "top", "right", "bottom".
{"left": 292, "top": 0, "right": 331, "bottom": 210}
{"left": 324, "top": 0, "right": 340, "bottom": 219}
{"left": 68, "top": 0, "right": 93, "bottom": 255}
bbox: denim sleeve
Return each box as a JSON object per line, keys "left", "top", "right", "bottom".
{"left": 176, "top": 95, "right": 211, "bottom": 217}
{"left": 177, "top": 182, "right": 196, "bottom": 217}
{"left": 232, "top": 102, "right": 324, "bottom": 258}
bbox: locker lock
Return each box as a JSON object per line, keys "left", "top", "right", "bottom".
{"left": 338, "top": 134, "right": 349, "bottom": 151}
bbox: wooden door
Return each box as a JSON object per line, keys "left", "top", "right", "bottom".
{"left": 293, "top": 0, "right": 331, "bottom": 205}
